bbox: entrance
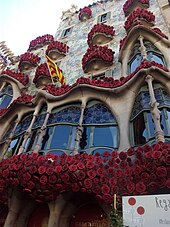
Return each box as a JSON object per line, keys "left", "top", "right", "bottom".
{"left": 70, "top": 203, "right": 108, "bottom": 227}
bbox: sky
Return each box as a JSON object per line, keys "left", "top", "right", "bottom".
{"left": 0, "top": 0, "right": 94, "bottom": 56}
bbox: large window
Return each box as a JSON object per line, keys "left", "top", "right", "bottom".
{"left": 0, "top": 84, "right": 13, "bottom": 108}
{"left": 128, "top": 41, "right": 166, "bottom": 74}
{"left": 131, "top": 84, "right": 170, "bottom": 146}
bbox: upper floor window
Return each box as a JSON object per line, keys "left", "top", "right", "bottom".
{"left": 98, "top": 12, "right": 111, "bottom": 23}
{"left": 128, "top": 40, "right": 166, "bottom": 74}
{"left": 0, "top": 84, "right": 13, "bottom": 108}
{"left": 61, "top": 27, "right": 73, "bottom": 38}
{"left": 130, "top": 84, "right": 170, "bottom": 146}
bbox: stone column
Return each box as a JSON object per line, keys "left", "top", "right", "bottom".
{"left": 145, "top": 75, "right": 165, "bottom": 142}
{"left": 74, "top": 101, "right": 87, "bottom": 154}
{"left": 138, "top": 35, "right": 147, "bottom": 61}
{"left": 17, "top": 111, "right": 38, "bottom": 155}
{"left": 0, "top": 81, "right": 6, "bottom": 92}
{"left": 3, "top": 188, "right": 23, "bottom": 227}
{"left": 48, "top": 196, "right": 67, "bottom": 227}
{"left": 34, "top": 109, "right": 52, "bottom": 153}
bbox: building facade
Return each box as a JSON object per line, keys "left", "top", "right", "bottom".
{"left": 0, "top": 0, "right": 170, "bottom": 226}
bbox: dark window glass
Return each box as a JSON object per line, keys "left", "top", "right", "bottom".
{"left": 146, "top": 112, "right": 155, "bottom": 139}
{"left": 133, "top": 113, "right": 147, "bottom": 145}
{"left": 93, "top": 126, "right": 117, "bottom": 148}
{"left": 0, "top": 95, "right": 12, "bottom": 108}
{"left": 80, "top": 127, "right": 91, "bottom": 149}
{"left": 50, "top": 125, "right": 70, "bottom": 149}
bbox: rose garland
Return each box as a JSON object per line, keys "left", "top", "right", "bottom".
{"left": 82, "top": 45, "right": 114, "bottom": 72}
{"left": 18, "top": 52, "right": 40, "bottom": 70}
{"left": 124, "top": 8, "right": 155, "bottom": 32}
{"left": 123, "top": 0, "right": 149, "bottom": 16}
{"left": 28, "top": 34, "right": 54, "bottom": 51}
{"left": 33, "top": 63, "right": 51, "bottom": 84}
{"left": 87, "top": 24, "right": 115, "bottom": 46}
{"left": 0, "top": 142, "right": 169, "bottom": 205}
{"left": 79, "top": 7, "right": 92, "bottom": 21}
{"left": 1, "top": 69, "right": 29, "bottom": 86}
{"left": 46, "top": 41, "right": 69, "bottom": 56}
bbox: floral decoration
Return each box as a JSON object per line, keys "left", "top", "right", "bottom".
{"left": 18, "top": 52, "right": 41, "bottom": 70}
{"left": 0, "top": 108, "right": 8, "bottom": 117}
{"left": 124, "top": 8, "right": 155, "bottom": 32}
{"left": 123, "top": 0, "right": 149, "bottom": 16}
{"left": 28, "top": 34, "right": 54, "bottom": 51}
{"left": 82, "top": 45, "right": 114, "bottom": 72}
{"left": 87, "top": 23, "right": 115, "bottom": 46}
{"left": 152, "top": 28, "right": 168, "bottom": 40}
{"left": 46, "top": 41, "right": 69, "bottom": 56}
{"left": 0, "top": 142, "right": 169, "bottom": 205}
{"left": 33, "top": 63, "right": 51, "bottom": 84}
{"left": 79, "top": 7, "right": 92, "bottom": 21}
{"left": 1, "top": 69, "right": 29, "bottom": 85}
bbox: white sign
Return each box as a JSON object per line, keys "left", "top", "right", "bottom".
{"left": 123, "top": 194, "right": 170, "bottom": 227}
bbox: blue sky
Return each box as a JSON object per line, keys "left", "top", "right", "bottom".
{"left": 0, "top": 0, "right": 94, "bottom": 55}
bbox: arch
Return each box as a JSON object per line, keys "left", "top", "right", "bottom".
{"left": 119, "top": 25, "right": 170, "bottom": 76}
{"left": 130, "top": 83, "right": 170, "bottom": 146}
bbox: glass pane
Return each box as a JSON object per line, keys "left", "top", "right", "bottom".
{"left": 160, "top": 110, "right": 168, "bottom": 135}
{"left": 80, "top": 127, "right": 91, "bottom": 149}
{"left": 146, "top": 112, "right": 155, "bottom": 138}
{"left": 152, "top": 54, "right": 164, "bottom": 65}
{"left": 50, "top": 125, "right": 70, "bottom": 149}
{"left": 69, "top": 126, "right": 76, "bottom": 150}
{"left": 26, "top": 130, "right": 39, "bottom": 152}
{"left": 41, "top": 128, "right": 53, "bottom": 150}
{"left": 0, "top": 95, "right": 12, "bottom": 108}
{"left": 133, "top": 113, "right": 147, "bottom": 145}
{"left": 93, "top": 126, "right": 117, "bottom": 148}
{"left": 130, "top": 57, "right": 139, "bottom": 73}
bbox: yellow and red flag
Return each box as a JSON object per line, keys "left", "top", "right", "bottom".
{"left": 45, "top": 54, "right": 66, "bottom": 85}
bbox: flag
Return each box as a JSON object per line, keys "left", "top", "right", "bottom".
{"left": 45, "top": 54, "right": 65, "bottom": 85}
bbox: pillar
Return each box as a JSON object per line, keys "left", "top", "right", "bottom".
{"left": 138, "top": 35, "right": 147, "bottom": 61}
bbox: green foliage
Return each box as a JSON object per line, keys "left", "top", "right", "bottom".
{"left": 109, "top": 206, "right": 123, "bottom": 227}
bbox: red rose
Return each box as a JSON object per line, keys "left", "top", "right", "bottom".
{"left": 101, "top": 184, "right": 110, "bottom": 194}
{"left": 77, "top": 162, "right": 85, "bottom": 169}
{"left": 46, "top": 168, "right": 54, "bottom": 175}
{"left": 134, "top": 165, "right": 142, "bottom": 175}
{"left": 119, "top": 151, "right": 127, "bottom": 160}
{"left": 27, "top": 181, "right": 35, "bottom": 189}
{"left": 23, "top": 172, "right": 31, "bottom": 181}
{"left": 127, "top": 182, "right": 135, "bottom": 193}
{"left": 92, "top": 185, "right": 101, "bottom": 194}
{"left": 103, "top": 194, "right": 113, "bottom": 204}
{"left": 97, "top": 168, "right": 104, "bottom": 176}
{"left": 124, "top": 167, "right": 132, "bottom": 176}
{"left": 95, "top": 157, "right": 103, "bottom": 165}
{"left": 156, "top": 166, "right": 167, "bottom": 177}
{"left": 69, "top": 164, "right": 77, "bottom": 172}
{"left": 2, "top": 169, "right": 9, "bottom": 178}
{"left": 141, "top": 172, "right": 150, "bottom": 183}
{"left": 49, "top": 175, "right": 57, "bottom": 184}
{"left": 84, "top": 179, "right": 92, "bottom": 189}
{"left": 40, "top": 175, "right": 47, "bottom": 185}
{"left": 38, "top": 166, "right": 46, "bottom": 174}
{"left": 164, "top": 155, "right": 170, "bottom": 165}
{"left": 152, "top": 150, "right": 162, "bottom": 159}
{"left": 55, "top": 165, "right": 62, "bottom": 173}
{"left": 77, "top": 170, "right": 86, "bottom": 180}
{"left": 136, "top": 182, "right": 146, "bottom": 193}
{"left": 29, "top": 165, "right": 37, "bottom": 174}
{"left": 111, "top": 152, "right": 118, "bottom": 158}
{"left": 86, "top": 161, "right": 95, "bottom": 169}
{"left": 61, "top": 173, "right": 70, "bottom": 182}
{"left": 72, "top": 183, "right": 80, "bottom": 192}
{"left": 127, "top": 148, "right": 134, "bottom": 156}
{"left": 115, "top": 169, "right": 123, "bottom": 178}
{"left": 87, "top": 170, "right": 96, "bottom": 179}
{"left": 165, "top": 179, "right": 170, "bottom": 189}
{"left": 147, "top": 182, "right": 157, "bottom": 193}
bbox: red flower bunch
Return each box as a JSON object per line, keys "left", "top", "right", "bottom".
{"left": 152, "top": 28, "right": 168, "bottom": 40}
{"left": 11, "top": 93, "right": 35, "bottom": 105}
{"left": 124, "top": 8, "right": 155, "bottom": 32}
{"left": 87, "top": 23, "right": 115, "bottom": 46}
{"left": 1, "top": 69, "right": 29, "bottom": 85}
{"left": 46, "top": 41, "right": 69, "bottom": 56}
{"left": 28, "top": 34, "right": 54, "bottom": 51}
{"left": 82, "top": 45, "right": 114, "bottom": 72}
{"left": 18, "top": 52, "right": 40, "bottom": 70}
{"left": 0, "top": 108, "right": 8, "bottom": 117}
{"left": 123, "top": 0, "right": 149, "bottom": 16}
{"left": 79, "top": 7, "right": 92, "bottom": 21}
{"left": 33, "top": 63, "right": 51, "bottom": 83}
{"left": 43, "top": 84, "right": 72, "bottom": 96}
{"left": 0, "top": 142, "right": 169, "bottom": 205}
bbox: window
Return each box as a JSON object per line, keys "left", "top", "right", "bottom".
{"left": 131, "top": 84, "right": 170, "bottom": 146}
{"left": 128, "top": 41, "right": 166, "bottom": 74}
{"left": 0, "top": 84, "right": 13, "bottom": 108}
{"left": 98, "top": 12, "right": 111, "bottom": 23}
{"left": 61, "top": 27, "right": 73, "bottom": 38}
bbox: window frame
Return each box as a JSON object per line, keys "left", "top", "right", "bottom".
{"left": 97, "top": 11, "right": 111, "bottom": 23}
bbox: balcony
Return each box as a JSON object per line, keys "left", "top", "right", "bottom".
{"left": 28, "top": 34, "right": 54, "bottom": 51}
{"left": 124, "top": 8, "right": 155, "bottom": 33}
{"left": 46, "top": 41, "right": 69, "bottom": 61}
{"left": 87, "top": 23, "right": 115, "bottom": 46}
{"left": 33, "top": 63, "right": 52, "bottom": 87}
{"left": 82, "top": 45, "right": 114, "bottom": 73}
{"left": 79, "top": 7, "right": 92, "bottom": 22}
{"left": 18, "top": 52, "right": 40, "bottom": 71}
{"left": 123, "top": 0, "right": 149, "bottom": 16}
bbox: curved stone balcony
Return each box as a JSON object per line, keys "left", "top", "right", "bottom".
{"left": 79, "top": 7, "right": 92, "bottom": 22}
{"left": 82, "top": 45, "right": 114, "bottom": 73}
{"left": 28, "top": 34, "right": 54, "bottom": 51}
{"left": 18, "top": 52, "right": 40, "bottom": 71}
{"left": 123, "top": 0, "right": 149, "bottom": 16}
{"left": 33, "top": 63, "right": 52, "bottom": 87}
{"left": 87, "top": 23, "right": 115, "bottom": 46}
{"left": 124, "top": 8, "right": 155, "bottom": 33}
{"left": 46, "top": 41, "right": 69, "bottom": 61}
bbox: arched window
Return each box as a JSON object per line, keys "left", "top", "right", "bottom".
{"left": 128, "top": 40, "right": 166, "bottom": 74}
{"left": 80, "top": 101, "right": 118, "bottom": 154}
{"left": 0, "top": 84, "right": 13, "bottom": 108}
{"left": 130, "top": 84, "right": 170, "bottom": 146}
